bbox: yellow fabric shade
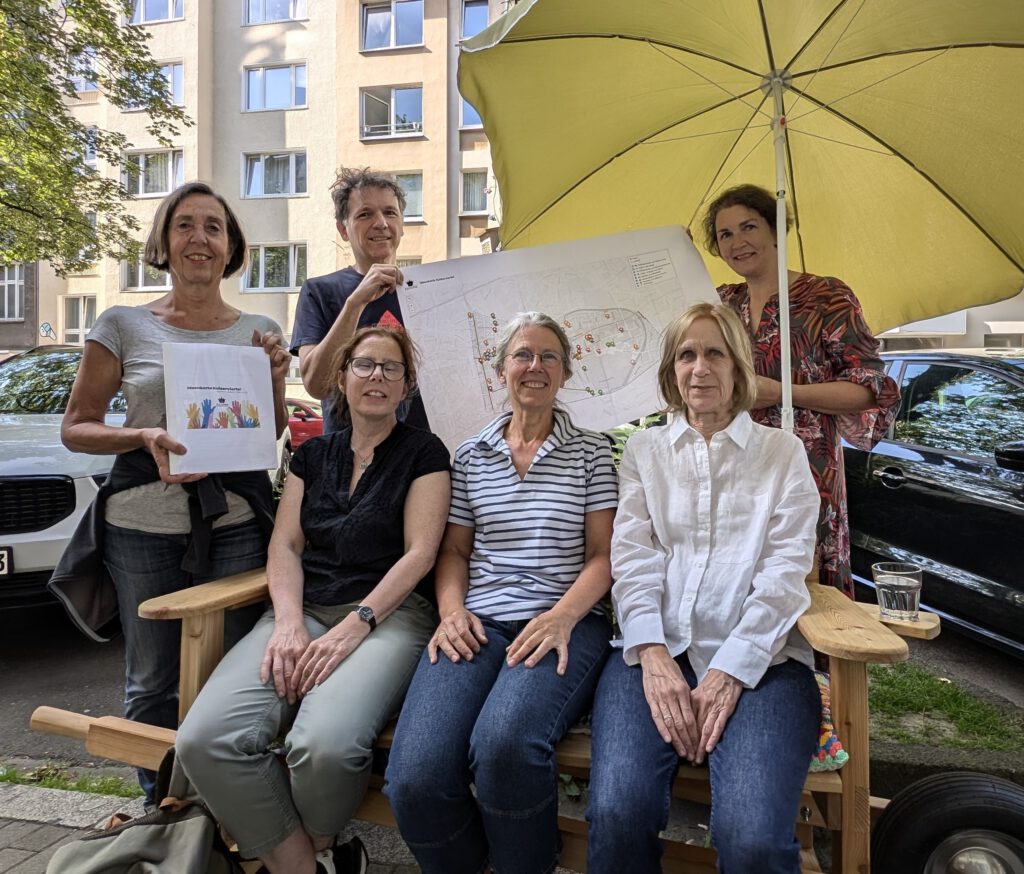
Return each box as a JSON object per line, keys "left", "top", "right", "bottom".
{"left": 460, "top": 0, "right": 1024, "bottom": 332}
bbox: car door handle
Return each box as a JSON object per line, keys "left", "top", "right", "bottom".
{"left": 872, "top": 467, "right": 907, "bottom": 488}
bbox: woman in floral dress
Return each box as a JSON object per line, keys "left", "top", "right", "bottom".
{"left": 702, "top": 184, "right": 899, "bottom": 596}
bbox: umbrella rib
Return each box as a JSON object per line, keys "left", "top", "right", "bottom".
{"left": 756, "top": 0, "right": 777, "bottom": 72}
{"left": 790, "top": 41, "right": 1024, "bottom": 79}
{"left": 791, "top": 92, "right": 1024, "bottom": 273}
{"left": 782, "top": 0, "right": 854, "bottom": 72}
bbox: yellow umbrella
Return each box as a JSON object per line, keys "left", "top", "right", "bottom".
{"left": 460, "top": 0, "right": 1024, "bottom": 339}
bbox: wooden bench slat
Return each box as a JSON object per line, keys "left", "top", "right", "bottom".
{"left": 799, "top": 585, "right": 908, "bottom": 663}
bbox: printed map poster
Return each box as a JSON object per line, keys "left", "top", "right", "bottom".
{"left": 163, "top": 342, "right": 277, "bottom": 475}
{"left": 401, "top": 226, "right": 717, "bottom": 452}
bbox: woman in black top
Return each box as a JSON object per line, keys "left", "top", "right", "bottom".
{"left": 176, "top": 326, "right": 450, "bottom": 874}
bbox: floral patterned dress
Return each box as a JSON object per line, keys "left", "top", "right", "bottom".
{"left": 719, "top": 274, "right": 900, "bottom": 596}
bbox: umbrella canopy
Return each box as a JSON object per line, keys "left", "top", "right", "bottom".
{"left": 460, "top": 0, "right": 1024, "bottom": 333}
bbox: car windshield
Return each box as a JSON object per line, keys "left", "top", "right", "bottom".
{"left": 0, "top": 348, "right": 126, "bottom": 414}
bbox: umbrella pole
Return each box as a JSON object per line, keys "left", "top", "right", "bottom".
{"left": 770, "top": 76, "right": 794, "bottom": 433}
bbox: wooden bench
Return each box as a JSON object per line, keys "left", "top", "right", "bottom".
{"left": 32, "top": 567, "right": 939, "bottom": 874}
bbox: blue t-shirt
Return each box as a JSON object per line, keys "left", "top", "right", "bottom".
{"left": 290, "top": 266, "right": 428, "bottom": 432}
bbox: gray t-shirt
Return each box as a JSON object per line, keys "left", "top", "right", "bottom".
{"left": 87, "top": 305, "right": 283, "bottom": 534}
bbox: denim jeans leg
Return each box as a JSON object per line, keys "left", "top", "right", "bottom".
{"left": 707, "top": 659, "right": 819, "bottom": 874}
{"left": 193, "top": 520, "right": 269, "bottom": 649}
{"left": 385, "top": 622, "right": 511, "bottom": 874}
{"left": 471, "top": 612, "right": 610, "bottom": 874}
{"left": 103, "top": 520, "right": 266, "bottom": 802}
{"left": 586, "top": 652, "right": 682, "bottom": 874}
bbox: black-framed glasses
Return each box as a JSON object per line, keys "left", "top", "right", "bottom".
{"left": 508, "top": 349, "right": 563, "bottom": 368}
{"left": 347, "top": 357, "right": 407, "bottom": 381}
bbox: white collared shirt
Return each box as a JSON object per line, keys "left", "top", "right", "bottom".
{"left": 612, "top": 411, "right": 819, "bottom": 688}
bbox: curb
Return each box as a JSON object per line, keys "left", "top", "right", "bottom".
{"left": 0, "top": 781, "right": 145, "bottom": 829}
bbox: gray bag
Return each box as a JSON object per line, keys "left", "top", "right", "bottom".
{"left": 46, "top": 802, "right": 242, "bottom": 874}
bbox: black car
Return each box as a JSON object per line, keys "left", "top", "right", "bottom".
{"left": 844, "top": 349, "right": 1024, "bottom": 656}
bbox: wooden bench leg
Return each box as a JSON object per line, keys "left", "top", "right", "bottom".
{"left": 830, "top": 658, "right": 871, "bottom": 874}
{"left": 178, "top": 609, "right": 226, "bottom": 723}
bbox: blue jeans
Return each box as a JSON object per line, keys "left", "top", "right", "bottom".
{"left": 586, "top": 653, "right": 819, "bottom": 874}
{"left": 103, "top": 521, "right": 267, "bottom": 801}
{"left": 384, "top": 611, "right": 611, "bottom": 874}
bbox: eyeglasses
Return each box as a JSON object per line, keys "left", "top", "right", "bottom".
{"left": 507, "top": 349, "right": 563, "bottom": 368}
{"left": 347, "top": 357, "right": 407, "bottom": 381}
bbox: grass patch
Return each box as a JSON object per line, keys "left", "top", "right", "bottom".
{"left": 868, "top": 662, "right": 1024, "bottom": 751}
{"left": 0, "top": 763, "right": 143, "bottom": 798}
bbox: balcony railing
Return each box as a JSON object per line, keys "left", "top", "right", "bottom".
{"left": 361, "top": 121, "right": 424, "bottom": 139}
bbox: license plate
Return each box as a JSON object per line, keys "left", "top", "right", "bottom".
{"left": 0, "top": 547, "right": 11, "bottom": 576}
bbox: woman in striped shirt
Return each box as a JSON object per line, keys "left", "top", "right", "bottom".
{"left": 385, "top": 311, "right": 618, "bottom": 874}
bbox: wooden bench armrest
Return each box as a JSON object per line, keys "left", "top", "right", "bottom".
{"left": 138, "top": 567, "right": 270, "bottom": 621}
{"left": 798, "top": 585, "right": 908, "bottom": 664}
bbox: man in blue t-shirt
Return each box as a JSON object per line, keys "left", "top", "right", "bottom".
{"left": 290, "top": 167, "right": 428, "bottom": 432}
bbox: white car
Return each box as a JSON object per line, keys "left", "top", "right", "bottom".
{"left": 0, "top": 346, "right": 287, "bottom": 608}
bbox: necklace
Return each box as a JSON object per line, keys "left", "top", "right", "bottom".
{"left": 353, "top": 447, "right": 374, "bottom": 471}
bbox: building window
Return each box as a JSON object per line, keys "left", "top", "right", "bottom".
{"left": 461, "top": 99, "right": 482, "bottom": 128}
{"left": 245, "top": 0, "right": 307, "bottom": 24}
{"left": 83, "top": 128, "right": 98, "bottom": 169}
{"left": 76, "top": 212, "right": 98, "bottom": 264}
{"left": 462, "top": 0, "right": 488, "bottom": 38}
{"left": 244, "top": 244, "right": 307, "bottom": 291}
{"left": 162, "top": 63, "right": 184, "bottom": 105}
{"left": 129, "top": 0, "right": 184, "bottom": 24}
{"left": 64, "top": 296, "right": 97, "bottom": 344}
{"left": 0, "top": 264, "right": 25, "bottom": 321}
{"left": 361, "top": 85, "right": 422, "bottom": 138}
{"left": 125, "top": 61, "right": 183, "bottom": 110}
{"left": 124, "top": 257, "right": 171, "bottom": 290}
{"left": 69, "top": 49, "right": 98, "bottom": 93}
{"left": 397, "top": 256, "right": 421, "bottom": 268}
{"left": 363, "top": 0, "right": 424, "bottom": 50}
{"left": 244, "top": 152, "right": 307, "bottom": 198}
{"left": 396, "top": 173, "right": 423, "bottom": 219}
{"left": 462, "top": 170, "right": 488, "bottom": 213}
{"left": 123, "top": 149, "right": 184, "bottom": 196}
{"left": 245, "top": 63, "right": 307, "bottom": 111}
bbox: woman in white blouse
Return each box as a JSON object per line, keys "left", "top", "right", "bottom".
{"left": 586, "top": 302, "right": 821, "bottom": 874}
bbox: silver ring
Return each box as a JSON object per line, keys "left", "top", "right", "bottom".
{"left": 663, "top": 714, "right": 674, "bottom": 723}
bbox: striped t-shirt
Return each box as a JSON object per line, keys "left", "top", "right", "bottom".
{"left": 450, "top": 408, "right": 619, "bottom": 620}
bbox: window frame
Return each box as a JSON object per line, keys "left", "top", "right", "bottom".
{"left": 69, "top": 48, "right": 99, "bottom": 93}
{"left": 241, "top": 151, "right": 308, "bottom": 199}
{"left": 244, "top": 62, "right": 308, "bottom": 112}
{"left": 124, "top": 61, "right": 184, "bottom": 111}
{"left": 122, "top": 257, "right": 171, "bottom": 292}
{"left": 63, "top": 295, "right": 97, "bottom": 344}
{"left": 395, "top": 171, "right": 424, "bottom": 221}
{"left": 462, "top": 0, "right": 488, "bottom": 39}
{"left": 122, "top": 148, "right": 184, "bottom": 197}
{"left": 361, "top": 0, "right": 425, "bottom": 51}
{"left": 128, "top": 0, "right": 185, "bottom": 25}
{"left": 244, "top": 0, "right": 308, "bottom": 25}
{"left": 360, "top": 85, "right": 423, "bottom": 139}
{"left": 0, "top": 264, "right": 25, "bottom": 322}
{"left": 242, "top": 242, "right": 308, "bottom": 292}
{"left": 460, "top": 169, "right": 489, "bottom": 215}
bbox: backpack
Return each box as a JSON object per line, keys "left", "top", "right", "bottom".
{"left": 47, "top": 748, "right": 242, "bottom": 874}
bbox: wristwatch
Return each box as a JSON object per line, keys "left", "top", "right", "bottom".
{"left": 356, "top": 605, "right": 377, "bottom": 631}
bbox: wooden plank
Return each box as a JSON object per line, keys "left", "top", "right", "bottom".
{"left": 30, "top": 706, "right": 92, "bottom": 741}
{"left": 798, "top": 586, "right": 908, "bottom": 663}
{"left": 855, "top": 602, "right": 940, "bottom": 639}
{"left": 801, "top": 847, "right": 825, "bottom": 873}
{"left": 86, "top": 717, "right": 175, "bottom": 771}
{"left": 139, "top": 568, "right": 269, "bottom": 620}
{"left": 831, "top": 658, "right": 872, "bottom": 874}
{"left": 178, "top": 611, "right": 225, "bottom": 721}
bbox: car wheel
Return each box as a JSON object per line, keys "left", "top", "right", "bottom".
{"left": 273, "top": 442, "right": 292, "bottom": 495}
{"left": 872, "top": 772, "right": 1024, "bottom": 873}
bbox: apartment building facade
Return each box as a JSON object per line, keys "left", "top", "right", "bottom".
{"left": 22, "top": 0, "right": 498, "bottom": 355}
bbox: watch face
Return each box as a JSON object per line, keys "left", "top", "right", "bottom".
{"left": 357, "top": 606, "right": 376, "bottom": 627}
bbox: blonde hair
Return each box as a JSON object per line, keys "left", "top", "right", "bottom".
{"left": 656, "top": 302, "right": 757, "bottom": 415}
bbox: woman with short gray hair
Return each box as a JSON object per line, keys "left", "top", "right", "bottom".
{"left": 384, "top": 312, "right": 618, "bottom": 874}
